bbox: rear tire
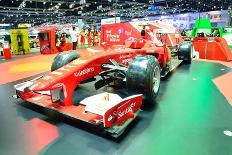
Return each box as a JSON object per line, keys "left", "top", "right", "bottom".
{"left": 177, "top": 41, "right": 193, "bottom": 64}
{"left": 51, "top": 51, "right": 80, "bottom": 71}
{"left": 126, "top": 55, "right": 161, "bottom": 104}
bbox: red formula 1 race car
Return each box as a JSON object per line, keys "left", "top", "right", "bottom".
{"left": 13, "top": 22, "right": 193, "bottom": 138}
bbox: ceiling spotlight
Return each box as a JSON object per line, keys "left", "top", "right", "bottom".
{"left": 80, "top": 0, "right": 86, "bottom": 5}
{"left": 69, "top": 3, "right": 74, "bottom": 8}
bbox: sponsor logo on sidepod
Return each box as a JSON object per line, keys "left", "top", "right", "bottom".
{"left": 74, "top": 67, "right": 94, "bottom": 77}
{"left": 119, "top": 54, "right": 132, "bottom": 59}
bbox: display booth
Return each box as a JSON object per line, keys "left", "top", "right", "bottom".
{"left": 219, "top": 27, "right": 232, "bottom": 50}
{"left": 180, "top": 18, "right": 232, "bottom": 61}
{"left": 190, "top": 18, "right": 232, "bottom": 50}
{"left": 38, "top": 28, "right": 58, "bottom": 54}
{"left": 101, "top": 21, "right": 185, "bottom": 72}
{"left": 39, "top": 27, "right": 72, "bottom": 54}
{"left": 101, "top": 21, "right": 181, "bottom": 48}
{"left": 193, "top": 37, "right": 232, "bottom": 61}
{"left": 10, "top": 29, "right": 30, "bottom": 55}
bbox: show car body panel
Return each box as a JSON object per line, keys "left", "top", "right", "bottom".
{"left": 29, "top": 48, "right": 147, "bottom": 91}
{"left": 13, "top": 19, "right": 192, "bottom": 138}
{"left": 16, "top": 47, "right": 147, "bottom": 109}
{"left": 14, "top": 21, "right": 183, "bottom": 136}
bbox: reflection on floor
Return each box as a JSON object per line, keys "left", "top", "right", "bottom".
{"left": 0, "top": 58, "right": 232, "bottom": 155}
{"left": 0, "top": 54, "right": 56, "bottom": 84}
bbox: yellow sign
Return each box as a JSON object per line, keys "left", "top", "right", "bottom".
{"left": 18, "top": 24, "right": 32, "bottom": 28}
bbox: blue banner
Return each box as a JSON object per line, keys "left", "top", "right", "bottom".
{"left": 148, "top": 5, "right": 160, "bottom": 11}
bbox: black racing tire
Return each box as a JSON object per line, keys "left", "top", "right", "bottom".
{"left": 126, "top": 55, "right": 161, "bottom": 104}
{"left": 51, "top": 51, "right": 80, "bottom": 71}
{"left": 177, "top": 41, "right": 193, "bottom": 64}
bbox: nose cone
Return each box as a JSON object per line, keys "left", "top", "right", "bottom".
{"left": 29, "top": 75, "right": 63, "bottom": 91}
{"left": 29, "top": 81, "right": 47, "bottom": 91}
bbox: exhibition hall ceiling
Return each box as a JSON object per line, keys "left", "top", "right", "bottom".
{"left": 0, "top": 0, "right": 231, "bottom": 24}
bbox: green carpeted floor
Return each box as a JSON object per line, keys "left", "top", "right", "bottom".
{"left": 0, "top": 61, "right": 232, "bottom": 155}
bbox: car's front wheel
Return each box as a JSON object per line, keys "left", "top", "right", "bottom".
{"left": 51, "top": 51, "right": 80, "bottom": 71}
{"left": 126, "top": 55, "right": 161, "bottom": 104}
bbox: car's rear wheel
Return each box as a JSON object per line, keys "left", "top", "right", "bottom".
{"left": 177, "top": 41, "right": 193, "bottom": 64}
{"left": 51, "top": 51, "right": 80, "bottom": 71}
{"left": 126, "top": 55, "right": 161, "bottom": 104}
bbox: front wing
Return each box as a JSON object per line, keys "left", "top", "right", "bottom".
{"left": 14, "top": 77, "right": 142, "bottom": 138}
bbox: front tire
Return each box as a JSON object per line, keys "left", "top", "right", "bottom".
{"left": 126, "top": 55, "right": 161, "bottom": 104}
{"left": 51, "top": 51, "right": 80, "bottom": 71}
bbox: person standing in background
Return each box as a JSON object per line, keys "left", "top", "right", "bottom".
{"left": 80, "top": 30, "right": 86, "bottom": 48}
{"left": 70, "top": 27, "right": 78, "bottom": 50}
{"left": 93, "top": 29, "right": 99, "bottom": 46}
{"left": 212, "top": 29, "right": 219, "bottom": 37}
{"left": 86, "top": 29, "right": 92, "bottom": 47}
{"left": 175, "top": 31, "right": 180, "bottom": 44}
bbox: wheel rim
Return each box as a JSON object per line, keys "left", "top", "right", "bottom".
{"left": 153, "top": 66, "right": 160, "bottom": 93}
